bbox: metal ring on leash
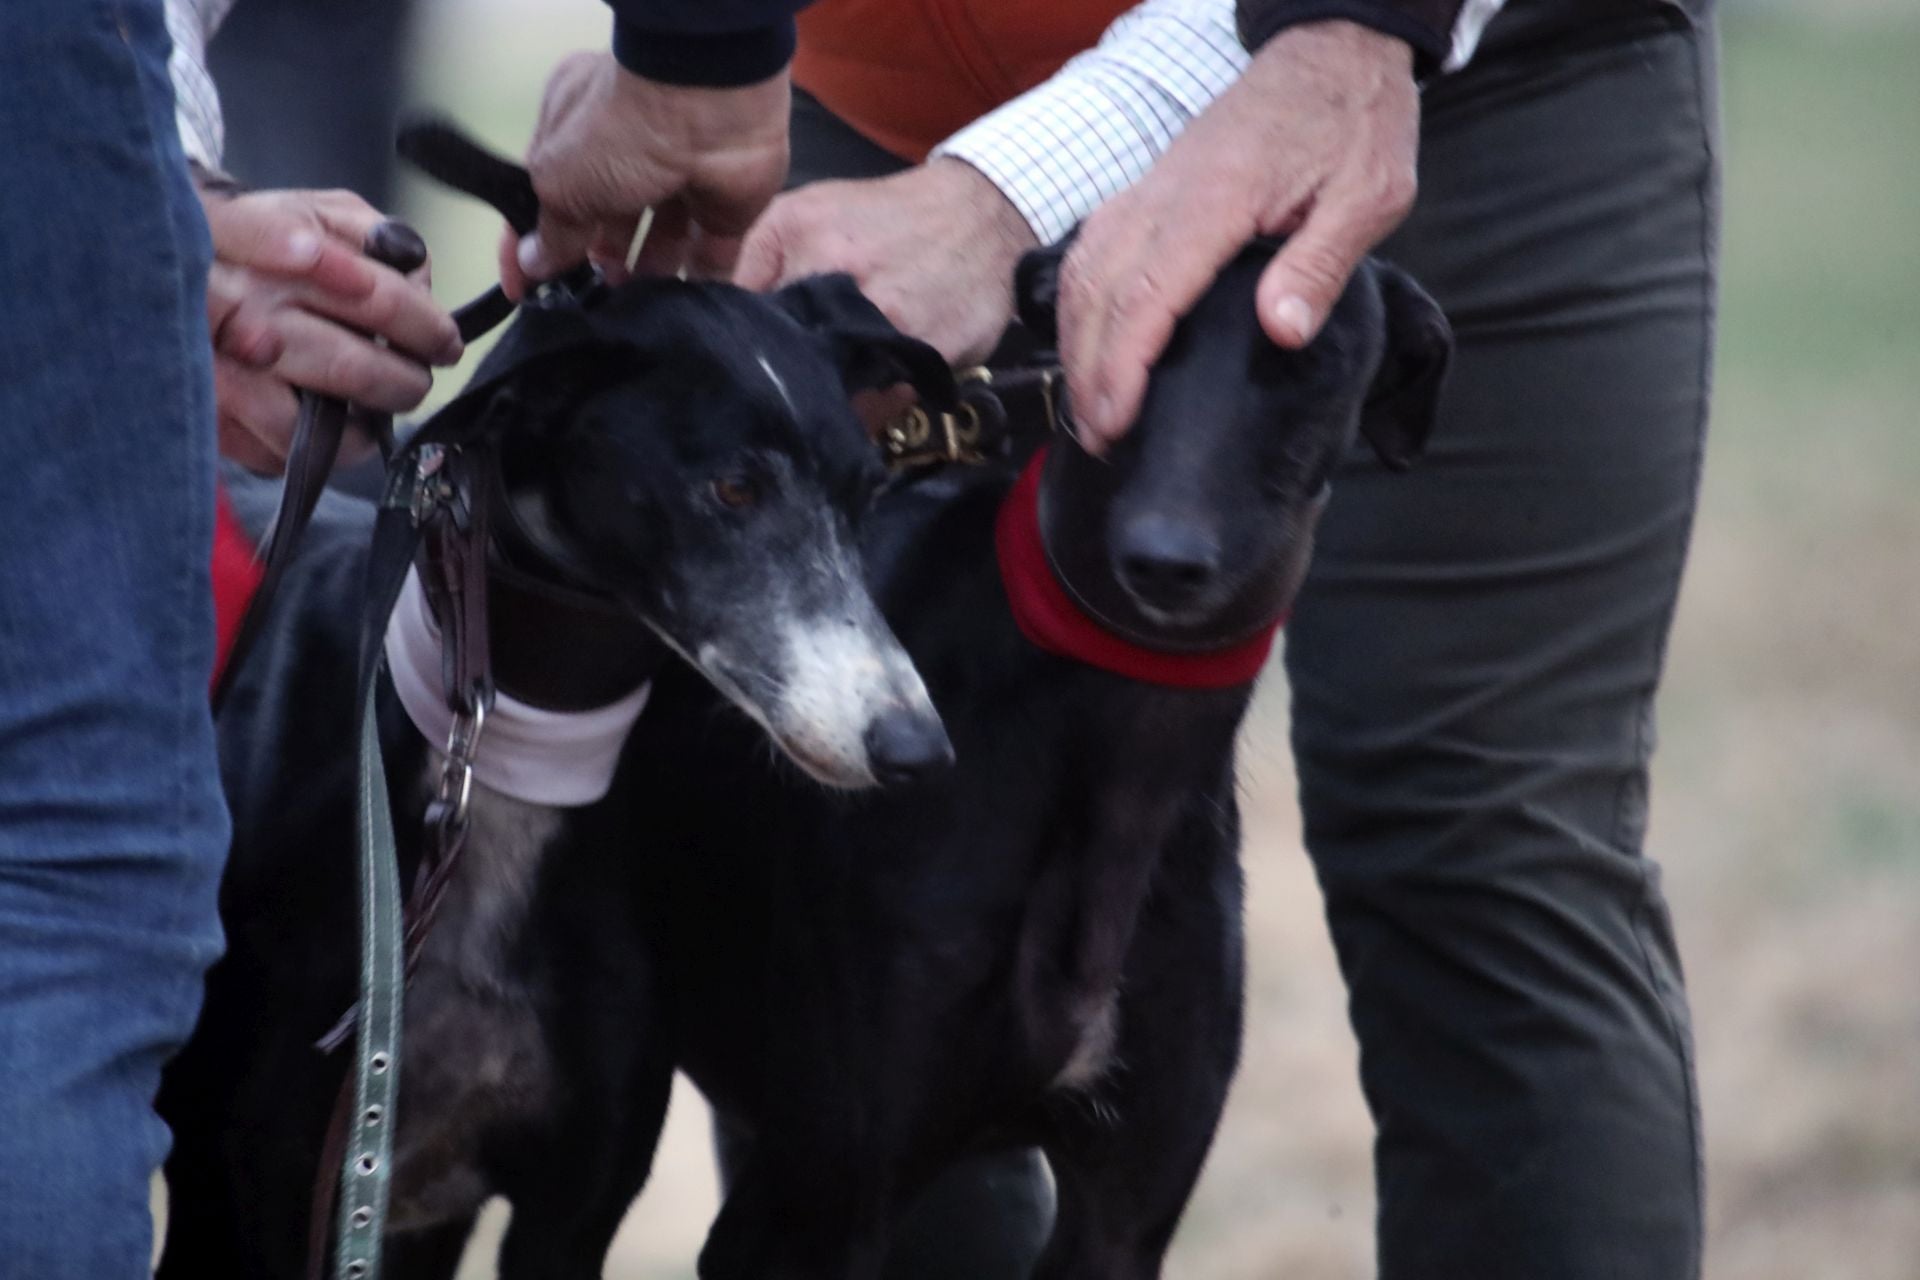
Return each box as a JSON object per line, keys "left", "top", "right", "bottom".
{"left": 436, "top": 691, "right": 489, "bottom": 835}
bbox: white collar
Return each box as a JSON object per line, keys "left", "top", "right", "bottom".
{"left": 384, "top": 567, "right": 651, "bottom": 807}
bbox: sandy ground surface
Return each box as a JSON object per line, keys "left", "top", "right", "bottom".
{"left": 159, "top": 8, "right": 1920, "bottom": 1278}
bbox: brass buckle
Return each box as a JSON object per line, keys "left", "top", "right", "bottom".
{"left": 881, "top": 367, "right": 992, "bottom": 470}
{"left": 1037, "top": 367, "right": 1066, "bottom": 438}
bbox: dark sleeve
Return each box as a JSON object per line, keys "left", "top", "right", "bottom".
{"left": 604, "top": 0, "right": 810, "bottom": 87}
{"left": 1235, "top": 0, "right": 1465, "bottom": 79}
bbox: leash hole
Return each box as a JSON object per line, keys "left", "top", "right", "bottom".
{"left": 369, "top": 1051, "right": 391, "bottom": 1074}
{"left": 355, "top": 1154, "right": 379, "bottom": 1177}
{"left": 346, "top": 1260, "right": 370, "bottom": 1278}
{"left": 351, "top": 1207, "right": 374, "bottom": 1229}
{"left": 363, "top": 1104, "right": 385, "bottom": 1126}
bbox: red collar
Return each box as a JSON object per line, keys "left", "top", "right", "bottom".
{"left": 210, "top": 484, "right": 264, "bottom": 692}
{"left": 994, "top": 447, "right": 1280, "bottom": 689}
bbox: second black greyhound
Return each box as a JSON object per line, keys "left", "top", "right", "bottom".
{"left": 626, "top": 239, "right": 1453, "bottom": 1279}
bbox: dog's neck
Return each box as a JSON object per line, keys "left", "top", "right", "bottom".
{"left": 478, "top": 459, "right": 670, "bottom": 710}
{"left": 386, "top": 462, "right": 667, "bottom": 807}
{"left": 483, "top": 546, "right": 667, "bottom": 712}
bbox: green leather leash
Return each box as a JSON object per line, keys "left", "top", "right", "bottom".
{"left": 309, "top": 423, "right": 506, "bottom": 1280}
{"left": 335, "top": 671, "right": 405, "bottom": 1280}
{"left": 306, "top": 119, "right": 575, "bottom": 1280}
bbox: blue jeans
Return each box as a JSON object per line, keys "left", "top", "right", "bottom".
{"left": 0, "top": 1, "right": 226, "bottom": 1274}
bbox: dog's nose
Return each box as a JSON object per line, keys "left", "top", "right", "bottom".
{"left": 1115, "top": 515, "right": 1220, "bottom": 612}
{"left": 863, "top": 708, "right": 955, "bottom": 786}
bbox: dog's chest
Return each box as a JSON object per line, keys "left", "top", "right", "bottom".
{"left": 386, "top": 775, "right": 564, "bottom": 1234}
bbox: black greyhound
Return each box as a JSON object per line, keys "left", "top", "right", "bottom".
{"left": 625, "top": 241, "right": 1452, "bottom": 1280}
{"left": 156, "top": 271, "right": 957, "bottom": 1278}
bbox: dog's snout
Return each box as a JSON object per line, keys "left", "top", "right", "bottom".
{"left": 863, "top": 707, "right": 955, "bottom": 787}
{"left": 1115, "top": 514, "right": 1221, "bottom": 612}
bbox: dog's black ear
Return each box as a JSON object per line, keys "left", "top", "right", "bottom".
{"left": 774, "top": 273, "right": 957, "bottom": 408}
{"left": 1012, "top": 230, "right": 1078, "bottom": 347}
{"left": 1360, "top": 261, "right": 1452, "bottom": 471}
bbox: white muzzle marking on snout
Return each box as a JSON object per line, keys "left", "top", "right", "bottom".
{"left": 772, "top": 613, "right": 936, "bottom": 790}
{"left": 386, "top": 569, "right": 651, "bottom": 807}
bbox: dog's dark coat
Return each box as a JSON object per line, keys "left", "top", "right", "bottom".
{"left": 158, "top": 241, "right": 1446, "bottom": 1280}
{"left": 157, "top": 274, "right": 954, "bottom": 1279}
{"left": 627, "top": 244, "right": 1451, "bottom": 1280}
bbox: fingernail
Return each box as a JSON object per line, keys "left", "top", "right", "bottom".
{"left": 1274, "top": 295, "right": 1314, "bottom": 344}
{"left": 517, "top": 234, "right": 545, "bottom": 280}
{"left": 284, "top": 228, "right": 322, "bottom": 267}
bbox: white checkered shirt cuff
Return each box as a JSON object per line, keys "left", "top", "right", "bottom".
{"left": 932, "top": 0, "right": 1247, "bottom": 247}
{"left": 165, "top": 0, "right": 233, "bottom": 170}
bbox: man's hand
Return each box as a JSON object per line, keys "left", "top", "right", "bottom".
{"left": 505, "top": 52, "right": 790, "bottom": 293}
{"left": 199, "top": 186, "right": 462, "bottom": 474}
{"left": 735, "top": 159, "right": 1038, "bottom": 365}
{"left": 1058, "top": 21, "right": 1419, "bottom": 452}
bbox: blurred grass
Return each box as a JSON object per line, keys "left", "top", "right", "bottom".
{"left": 1599, "top": 14, "right": 1920, "bottom": 1280}
{"left": 377, "top": 7, "right": 1920, "bottom": 1277}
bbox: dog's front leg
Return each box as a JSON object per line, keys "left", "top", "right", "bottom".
{"left": 1032, "top": 789, "right": 1248, "bottom": 1280}
{"left": 700, "top": 1140, "right": 894, "bottom": 1280}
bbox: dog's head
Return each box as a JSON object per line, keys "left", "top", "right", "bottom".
{"left": 1017, "top": 239, "right": 1451, "bottom": 648}
{"left": 467, "top": 273, "right": 955, "bottom": 789}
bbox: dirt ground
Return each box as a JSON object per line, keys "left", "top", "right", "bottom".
{"left": 167, "top": 6, "right": 1920, "bottom": 1277}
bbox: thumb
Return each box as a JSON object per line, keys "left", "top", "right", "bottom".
{"left": 1254, "top": 194, "right": 1379, "bottom": 350}
{"left": 731, "top": 214, "right": 787, "bottom": 291}
{"left": 497, "top": 223, "right": 530, "bottom": 301}
{"left": 1061, "top": 204, "right": 1248, "bottom": 454}
{"left": 691, "top": 229, "right": 746, "bottom": 281}
{"left": 519, "top": 211, "right": 594, "bottom": 285}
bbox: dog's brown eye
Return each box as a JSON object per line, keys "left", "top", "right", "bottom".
{"left": 712, "top": 475, "right": 759, "bottom": 510}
